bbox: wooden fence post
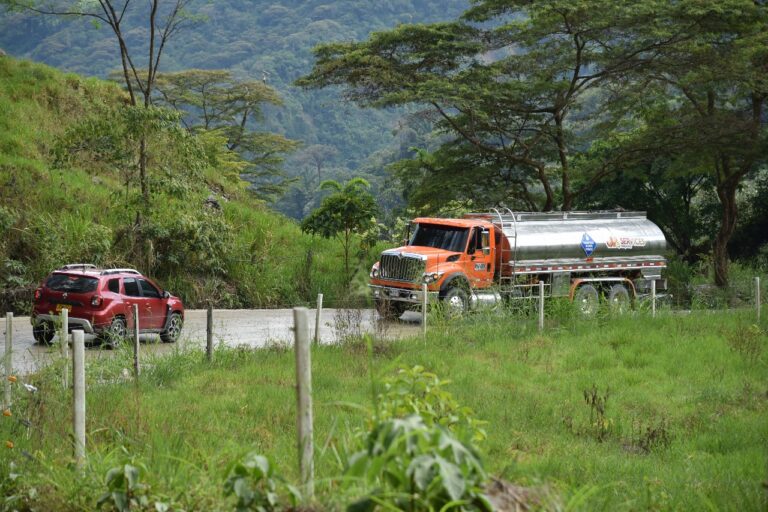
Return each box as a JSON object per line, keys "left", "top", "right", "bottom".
{"left": 314, "top": 294, "right": 323, "bottom": 345}
{"left": 206, "top": 305, "right": 213, "bottom": 362}
{"left": 538, "top": 281, "right": 545, "bottom": 331}
{"left": 60, "top": 309, "right": 69, "bottom": 389}
{"left": 4, "top": 313, "right": 11, "bottom": 409}
{"left": 132, "top": 304, "right": 140, "bottom": 378}
{"left": 72, "top": 329, "right": 86, "bottom": 468}
{"left": 422, "top": 283, "right": 428, "bottom": 339}
{"left": 651, "top": 279, "right": 657, "bottom": 318}
{"left": 293, "top": 307, "right": 314, "bottom": 500}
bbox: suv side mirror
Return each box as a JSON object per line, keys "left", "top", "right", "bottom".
{"left": 163, "top": 290, "right": 171, "bottom": 299}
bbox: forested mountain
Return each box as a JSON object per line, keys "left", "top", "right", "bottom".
{"left": 0, "top": 0, "right": 469, "bottom": 218}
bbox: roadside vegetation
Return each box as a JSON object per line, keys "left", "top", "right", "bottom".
{"left": 0, "top": 56, "right": 377, "bottom": 314}
{"left": 1, "top": 308, "right": 765, "bottom": 510}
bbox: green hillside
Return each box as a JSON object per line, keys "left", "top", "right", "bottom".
{"left": 0, "top": 56, "right": 369, "bottom": 313}
{"left": 0, "top": 0, "right": 469, "bottom": 219}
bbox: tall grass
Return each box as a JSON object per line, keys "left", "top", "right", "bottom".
{"left": 1, "top": 309, "right": 765, "bottom": 510}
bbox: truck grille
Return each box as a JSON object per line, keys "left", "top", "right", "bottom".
{"left": 380, "top": 253, "right": 424, "bottom": 282}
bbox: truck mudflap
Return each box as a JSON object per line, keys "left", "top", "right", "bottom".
{"left": 369, "top": 284, "right": 439, "bottom": 304}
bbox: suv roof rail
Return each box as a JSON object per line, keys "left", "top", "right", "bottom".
{"left": 100, "top": 268, "right": 141, "bottom": 276}
{"left": 59, "top": 263, "right": 98, "bottom": 271}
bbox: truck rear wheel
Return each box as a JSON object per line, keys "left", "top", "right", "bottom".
{"left": 574, "top": 284, "right": 599, "bottom": 317}
{"left": 375, "top": 299, "right": 408, "bottom": 320}
{"left": 608, "top": 284, "right": 631, "bottom": 314}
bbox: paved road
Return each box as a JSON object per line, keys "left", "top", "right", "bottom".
{"left": 1, "top": 309, "right": 422, "bottom": 375}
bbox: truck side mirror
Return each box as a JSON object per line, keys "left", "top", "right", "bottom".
{"left": 481, "top": 229, "right": 491, "bottom": 255}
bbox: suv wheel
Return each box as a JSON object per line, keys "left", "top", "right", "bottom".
{"left": 100, "top": 317, "right": 127, "bottom": 347}
{"left": 33, "top": 321, "right": 55, "bottom": 345}
{"left": 160, "top": 312, "right": 182, "bottom": 343}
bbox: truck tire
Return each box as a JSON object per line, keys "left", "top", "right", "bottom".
{"left": 442, "top": 287, "right": 469, "bottom": 317}
{"left": 33, "top": 321, "right": 55, "bottom": 345}
{"left": 574, "top": 284, "right": 600, "bottom": 317}
{"left": 608, "top": 284, "right": 631, "bottom": 314}
{"left": 375, "top": 299, "right": 408, "bottom": 320}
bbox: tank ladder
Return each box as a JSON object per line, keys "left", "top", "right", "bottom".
{"left": 490, "top": 207, "right": 517, "bottom": 288}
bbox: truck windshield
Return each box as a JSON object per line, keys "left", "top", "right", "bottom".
{"left": 410, "top": 223, "right": 469, "bottom": 252}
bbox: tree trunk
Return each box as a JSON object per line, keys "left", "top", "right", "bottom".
{"left": 554, "top": 112, "right": 572, "bottom": 211}
{"left": 713, "top": 180, "right": 738, "bottom": 288}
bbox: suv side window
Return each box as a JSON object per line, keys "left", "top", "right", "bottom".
{"left": 139, "top": 279, "right": 161, "bottom": 299}
{"left": 124, "top": 278, "right": 141, "bottom": 297}
{"left": 107, "top": 278, "right": 120, "bottom": 294}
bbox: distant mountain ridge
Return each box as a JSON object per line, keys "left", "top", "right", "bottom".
{"left": 0, "top": 1, "right": 468, "bottom": 178}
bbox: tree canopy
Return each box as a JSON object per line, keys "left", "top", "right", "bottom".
{"left": 301, "top": 178, "right": 378, "bottom": 280}
{"left": 298, "top": 0, "right": 768, "bottom": 286}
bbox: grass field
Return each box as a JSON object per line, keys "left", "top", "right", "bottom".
{"left": 1, "top": 308, "right": 766, "bottom": 511}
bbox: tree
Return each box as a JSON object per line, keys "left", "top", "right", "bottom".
{"left": 301, "top": 178, "right": 378, "bottom": 281}
{"left": 3, "top": 0, "right": 199, "bottom": 246}
{"left": 293, "top": 144, "right": 339, "bottom": 185}
{"left": 298, "top": 0, "right": 767, "bottom": 286}
{"left": 594, "top": 1, "right": 768, "bottom": 286}
{"left": 296, "top": 1, "right": 692, "bottom": 211}
{"left": 153, "top": 69, "right": 299, "bottom": 201}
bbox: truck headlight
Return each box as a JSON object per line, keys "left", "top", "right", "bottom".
{"left": 421, "top": 272, "right": 441, "bottom": 284}
{"left": 370, "top": 264, "right": 380, "bottom": 279}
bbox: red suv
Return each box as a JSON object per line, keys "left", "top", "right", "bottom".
{"left": 31, "top": 264, "right": 184, "bottom": 345}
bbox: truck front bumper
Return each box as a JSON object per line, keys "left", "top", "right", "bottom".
{"left": 369, "top": 284, "right": 439, "bottom": 304}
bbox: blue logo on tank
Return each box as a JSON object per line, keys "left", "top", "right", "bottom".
{"left": 581, "top": 233, "right": 596, "bottom": 257}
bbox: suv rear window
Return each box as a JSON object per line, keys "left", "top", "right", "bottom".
{"left": 45, "top": 274, "right": 99, "bottom": 293}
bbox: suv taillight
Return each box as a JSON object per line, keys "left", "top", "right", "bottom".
{"left": 34, "top": 289, "right": 42, "bottom": 301}
{"left": 91, "top": 295, "right": 103, "bottom": 307}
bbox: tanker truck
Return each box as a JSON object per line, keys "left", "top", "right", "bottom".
{"left": 369, "top": 209, "right": 668, "bottom": 317}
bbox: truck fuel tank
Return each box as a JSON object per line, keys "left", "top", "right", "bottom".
{"left": 467, "top": 211, "right": 667, "bottom": 263}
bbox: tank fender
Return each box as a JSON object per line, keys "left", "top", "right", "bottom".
{"left": 439, "top": 273, "right": 471, "bottom": 297}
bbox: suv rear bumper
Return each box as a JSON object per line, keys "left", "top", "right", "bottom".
{"left": 31, "top": 314, "right": 96, "bottom": 334}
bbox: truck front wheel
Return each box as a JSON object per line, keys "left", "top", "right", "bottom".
{"left": 442, "top": 287, "right": 469, "bottom": 317}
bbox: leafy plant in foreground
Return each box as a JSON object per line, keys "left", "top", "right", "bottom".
{"left": 344, "top": 415, "right": 492, "bottom": 512}
{"left": 96, "top": 457, "right": 168, "bottom": 512}
{"left": 376, "top": 366, "right": 487, "bottom": 444}
{"left": 223, "top": 452, "right": 300, "bottom": 512}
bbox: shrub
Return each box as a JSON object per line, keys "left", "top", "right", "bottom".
{"left": 343, "top": 415, "right": 492, "bottom": 512}
{"left": 375, "top": 365, "right": 487, "bottom": 444}
{"left": 223, "top": 453, "right": 300, "bottom": 512}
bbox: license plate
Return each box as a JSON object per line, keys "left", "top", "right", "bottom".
{"left": 55, "top": 304, "right": 71, "bottom": 312}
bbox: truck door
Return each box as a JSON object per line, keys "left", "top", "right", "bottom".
{"left": 466, "top": 227, "right": 494, "bottom": 289}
